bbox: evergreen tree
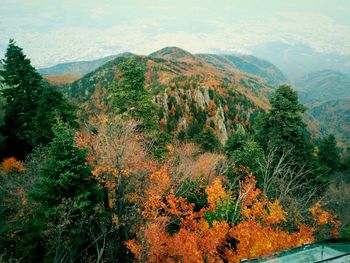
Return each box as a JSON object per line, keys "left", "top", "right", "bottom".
{"left": 318, "top": 134, "right": 340, "bottom": 171}
{"left": 30, "top": 118, "right": 101, "bottom": 261}
{"left": 254, "top": 85, "right": 314, "bottom": 167}
{"left": 32, "top": 85, "right": 77, "bottom": 146}
{"left": 0, "top": 39, "right": 43, "bottom": 159}
{"left": 197, "top": 128, "right": 221, "bottom": 152}
{"left": 229, "top": 140, "right": 264, "bottom": 185}
{"left": 224, "top": 131, "right": 247, "bottom": 158}
{"left": 109, "top": 57, "right": 158, "bottom": 130}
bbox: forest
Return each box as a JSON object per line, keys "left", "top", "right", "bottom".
{"left": 0, "top": 40, "right": 349, "bottom": 263}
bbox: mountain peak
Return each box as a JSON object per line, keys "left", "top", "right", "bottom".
{"left": 149, "top": 47, "right": 196, "bottom": 62}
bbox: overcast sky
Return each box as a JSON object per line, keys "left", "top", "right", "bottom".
{"left": 1, "top": 0, "right": 349, "bottom": 67}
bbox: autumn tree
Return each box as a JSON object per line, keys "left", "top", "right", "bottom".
{"left": 0, "top": 158, "right": 26, "bottom": 247}
{"left": 0, "top": 149, "right": 48, "bottom": 262}
{"left": 75, "top": 112, "right": 160, "bottom": 261}
{"left": 126, "top": 168, "right": 340, "bottom": 262}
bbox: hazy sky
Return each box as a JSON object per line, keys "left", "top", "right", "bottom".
{"left": 1, "top": 0, "right": 349, "bottom": 67}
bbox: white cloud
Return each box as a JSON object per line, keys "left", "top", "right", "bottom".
{"left": 89, "top": 7, "right": 109, "bottom": 20}
{"left": 1, "top": 12, "right": 350, "bottom": 67}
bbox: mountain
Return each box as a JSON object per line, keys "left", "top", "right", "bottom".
{"left": 251, "top": 42, "right": 350, "bottom": 82}
{"left": 295, "top": 70, "right": 350, "bottom": 104}
{"left": 69, "top": 47, "right": 276, "bottom": 143}
{"left": 295, "top": 70, "right": 350, "bottom": 146}
{"left": 196, "top": 53, "right": 288, "bottom": 87}
{"left": 309, "top": 99, "right": 350, "bottom": 146}
{"left": 38, "top": 52, "right": 134, "bottom": 77}
{"left": 149, "top": 46, "right": 198, "bottom": 63}
{"left": 41, "top": 47, "right": 287, "bottom": 88}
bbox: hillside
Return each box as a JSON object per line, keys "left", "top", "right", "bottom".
{"left": 309, "top": 99, "right": 350, "bottom": 146}
{"left": 294, "top": 70, "right": 350, "bottom": 145}
{"left": 40, "top": 47, "right": 286, "bottom": 88}
{"left": 197, "top": 53, "right": 288, "bottom": 87}
{"left": 295, "top": 70, "right": 350, "bottom": 104}
{"left": 38, "top": 52, "right": 134, "bottom": 77}
{"left": 69, "top": 47, "right": 273, "bottom": 143}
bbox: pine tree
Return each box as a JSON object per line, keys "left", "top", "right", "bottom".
{"left": 0, "top": 39, "right": 43, "bottom": 159}
{"left": 254, "top": 85, "right": 314, "bottom": 167}
{"left": 109, "top": 57, "right": 158, "bottom": 130}
{"left": 318, "top": 134, "right": 340, "bottom": 171}
{"left": 224, "top": 131, "right": 247, "bottom": 158}
{"left": 197, "top": 128, "right": 221, "bottom": 152}
{"left": 30, "top": 118, "right": 101, "bottom": 261}
{"left": 32, "top": 85, "right": 77, "bottom": 146}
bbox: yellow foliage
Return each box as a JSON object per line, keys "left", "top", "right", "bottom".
{"left": 205, "top": 178, "right": 227, "bottom": 209}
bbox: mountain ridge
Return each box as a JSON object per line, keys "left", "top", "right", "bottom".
{"left": 68, "top": 48, "right": 276, "bottom": 143}
{"left": 40, "top": 47, "right": 287, "bottom": 88}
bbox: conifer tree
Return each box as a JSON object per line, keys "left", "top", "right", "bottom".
{"left": 32, "top": 85, "right": 77, "bottom": 146}
{"left": 197, "top": 128, "right": 221, "bottom": 152}
{"left": 254, "top": 85, "right": 314, "bottom": 168}
{"left": 0, "top": 39, "right": 43, "bottom": 159}
{"left": 31, "top": 118, "right": 101, "bottom": 261}
{"left": 318, "top": 134, "right": 340, "bottom": 171}
{"left": 110, "top": 57, "right": 158, "bottom": 130}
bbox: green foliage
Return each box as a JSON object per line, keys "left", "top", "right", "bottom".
{"left": 148, "top": 131, "right": 172, "bottom": 160}
{"left": 229, "top": 140, "right": 264, "bottom": 185}
{"left": 0, "top": 40, "right": 77, "bottom": 160}
{"left": 32, "top": 118, "right": 100, "bottom": 211}
{"left": 204, "top": 199, "right": 240, "bottom": 226}
{"left": 197, "top": 128, "right": 221, "bottom": 152}
{"left": 254, "top": 85, "right": 314, "bottom": 168}
{"left": 109, "top": 57, "right": 158, "bottom": 131}
{"left": 177, "top": 176, "right": 208, "bottom": 212}
{"left": 340, "top": 224, "right": 350, "bottom": 238}
{"left": 30, "top": 118, "right": 101, "bottom": 261}
{"left": 0, "top": 39, "right": 43, "bottom": 159}
{"left": 32, "top": 85, "right": 77, "bottom": 146}
{"left": 224, "top": 132, "right": 247, "bottom": 158}
{"left": 318, "top": 134, "right": 340, "bottom": 172}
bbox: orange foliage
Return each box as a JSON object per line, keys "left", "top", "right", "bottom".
{"left": 1, "top": 157, "right": 25, "bottom": 173}
{"left": 170, "top": 143, "right": 224, "bottom": 182}
{"left": 205, "top": 178, "right": 227, "bottom": 209}
{"left": 126, "top": 168, "right": 340, "bottom": 262}
{"left": 206, "top": 99, "right": 217, "bottom": 117}
{"left": 224, "top": 104, "right": 229, "bottom": 112}
{"left": 127, "top": 168, "right": 230, "bottom": 262}
{"left": 309, "top": 202, "right": 339, "bottom": 226}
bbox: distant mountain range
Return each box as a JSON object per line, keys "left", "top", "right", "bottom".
{"left": 38, "top": 52, "right": 134, "bottom": 77}
{"left": 295, "top": 70, "right": 350, "bottom": 146}
{"left": 295, "top": 70, "right": 350, "bottom": 104}
{"left": 251, "top": 42, "right": 350, "bottom": 82}
{"left": 39, "top": 47, "right": 288, "bottom": 87}
{"left": 196, "top": 53, "right": 288, "bottom": 87}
